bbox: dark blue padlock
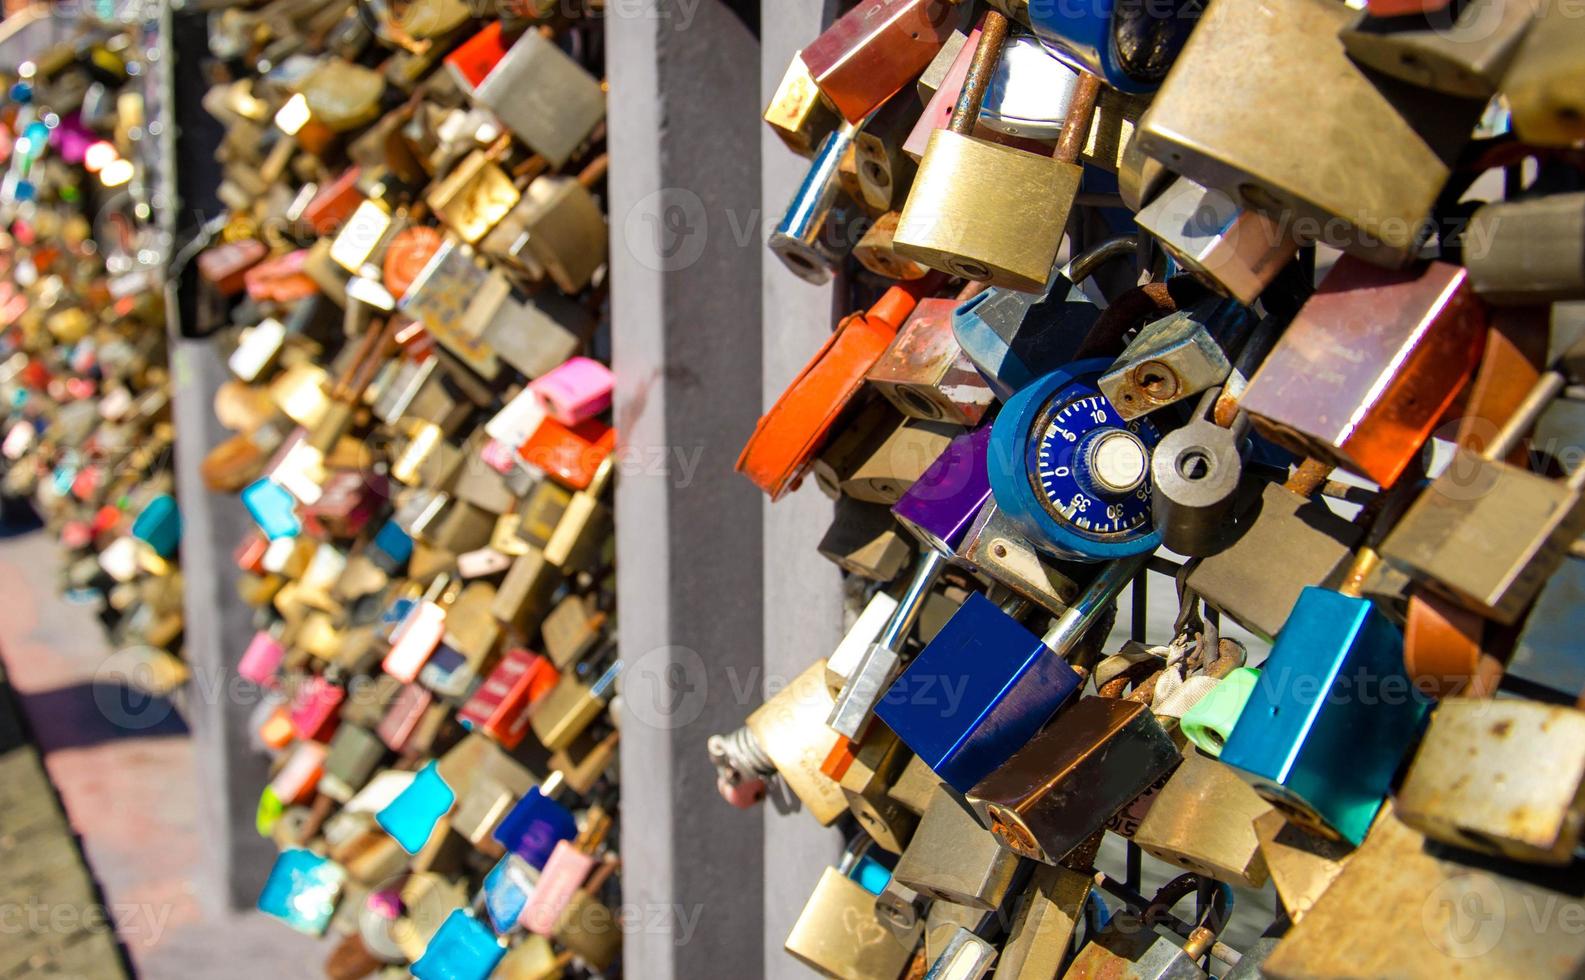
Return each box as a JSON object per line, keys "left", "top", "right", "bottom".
{"left": 1026, "top": 0, "right": 1203, "bottom": 94}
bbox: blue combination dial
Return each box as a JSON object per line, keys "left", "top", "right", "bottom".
{"left": 989, "top": 359, "right": 1162, "bottom": 561}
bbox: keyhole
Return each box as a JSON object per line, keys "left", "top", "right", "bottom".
{"left": 862, "top": 159, "right": 890, "bottom": 189}
{"left": 1177, "top": 448, "right": 1213, "bottom": 482}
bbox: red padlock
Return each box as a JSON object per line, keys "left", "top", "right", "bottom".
{"left": 737, "top": 276, "right": 940, "bottom": 499}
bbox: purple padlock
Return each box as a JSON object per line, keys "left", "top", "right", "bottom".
{"left": 891, "top": 424, "right": 992, "bottom": 555}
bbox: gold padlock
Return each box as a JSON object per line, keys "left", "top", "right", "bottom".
{"left": 894, "top": 13, "right": 1100, "bottom": 292}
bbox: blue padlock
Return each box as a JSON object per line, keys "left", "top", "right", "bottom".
{"left": 1220, "top": 586, "right": 1430, "bottom": 846}
{"left": 376, "top": 761, "right": 456, "bottom": 854}
{"left": 241, "top": 478, "right": 301, "bottom": 540}
{"left": 369, "top": 518, "right": 413, "bottom": 573}
{"left": 492, "top": 784, "right": 578, "bottom": 869}
{"left": 482, "top": 854, "right": 537, "bottom": 935}
{"left": 952, "top": 285, "right": 1095, "bottom": 402}
{"left": 1025, "top": 0, "right": 1203, "bottom": 94}
{"left": 256, "top": 848, "right": 345, "bottom": 936}
{"left": 131, "top": 493, "right": 181, "bottom": 557}
{"left": 411, "top": 909, "right": 506, "bottom": 980}
{"left": 878, "top": 592, "right": 1083, "bottom": 794}
{"left": 988, "top": 358, "right": 1163, "bottom": 561}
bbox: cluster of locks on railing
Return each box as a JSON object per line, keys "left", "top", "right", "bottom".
{"left": 712, "top": 0, "right": 1585, "bottom": 976}
{"left": 188, "top": 1, "right": 624, "bottom": 976}
{"left": 0, "top": 24, "right": 187, "bottom": 702}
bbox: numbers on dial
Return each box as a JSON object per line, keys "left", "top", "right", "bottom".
{"left": 1030, "top": 392, "right": 1158, "bottom": 539}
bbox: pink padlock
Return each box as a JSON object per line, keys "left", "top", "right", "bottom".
{"left": 288, "top": 675, "right": 345, "bottom": 741}
{"left": 530, "top": 357, "right": 613, "bottom": 425}
{"left": 239, "top": 631, "right": 288, "bottom": 688}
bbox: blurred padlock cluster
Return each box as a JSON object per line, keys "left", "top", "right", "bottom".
{"left": 717, "top": 0, "right": 1585, "bottom": 977}
{"left": 188, "top": 2, "right": 623, "bottom": 976}
{"left": 0, "top": 23, "right": 188, "bottom": 702}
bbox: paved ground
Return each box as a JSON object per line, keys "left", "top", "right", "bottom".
{"left": 0, "top": 530, "right": 324, "bottom": 979}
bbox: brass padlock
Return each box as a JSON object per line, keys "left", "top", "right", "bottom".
{"left": 1098, "top": 295, "right": 1254, "bottom": 422}
{"left": 490, "top": 549, "right": 564, "bottom": 630}
{"left": 895, "top": 14, "right": 1100, "bottom": 291}
{"left": 854, "top": 88, "right": 923, "bottom": 213}
{"left": 997, "top": 863, "right": 1091, "bottom": 980}
{"left": 543, "top": 456, "right": 613, "bottom": 573}
{"left": 834, "top": 724, "right": 919, "bottom": 855}
{"left": 541, "top": 594, "right": 607, "bottom": 670}
{"left": 426, "top": 148, "right": 521, "bottom": 245}
{"left": 764, "top": 51, "right": 841, "bottom": 157}
{"left": 530, "top": 659, "right": 619, "bottom": 752}
{"left": 1135, "top": 0, "right": 1482, "bottom": 268}
{"left": 1131, "top": 750, "right": 1273, "bottom": 889}
{"left": 467, "top": 27, "right": 604, "bottom": 168}
{"left": 785, "top": 836, "right": 922, "bottom": 980}
{"left": 891, "top": 783, "right": 1019, "bottom": 910}
{"left": 813, "top": 411, "right": 962, "bottom": 505}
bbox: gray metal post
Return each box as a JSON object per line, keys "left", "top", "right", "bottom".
{"left": 758, "top": 1, "right": 846, "bottom": 976}
{"left": 608, "top": 1, "right": 769, "bottom": 976}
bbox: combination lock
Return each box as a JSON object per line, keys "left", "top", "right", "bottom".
{"left": 989, "top": 358, "right": 1163, "bottom": 561}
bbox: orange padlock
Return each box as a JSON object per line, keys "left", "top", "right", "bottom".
{"left": 383, "top": 226, "right": 444, "bottom": 300}
{"left": 520, "top": 417, "right": 616, "bottom": 491}
{"left": 304, "top": 166, "right": 364, "bottom": 235}
{"left": 737, "top": 277, "right": 941, "bottom": 499}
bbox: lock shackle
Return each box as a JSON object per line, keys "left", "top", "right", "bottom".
{"left": 1487, "top": 369, "right": 1565, "bottom": 465}
{"left": 948, "top": 11, "right": 1011, "bottom": 136}
{"left": 1054, "top": 72, "right": 1101, "bottom": 166}
{"left": 1040, "top": 553, "right": 1147, "bottom": 651}
{"left": 837, "top": 831, "right": 875, "bottom": 875}
{"left": 878, "top": 548, "right": 948, "bottom": 651}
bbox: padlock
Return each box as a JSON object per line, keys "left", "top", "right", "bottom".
{"left": 552, "top": 856, "right": 622, "bottom": 969}
{"left": 988, "top": 359, "right": 1165, "bottom": 561}
{"left": 1463, "top": 193, "right": 1585, "bottom": 306}
{"left": 854, "top": 88, "right": 924, "bottom": 213}
{"left": 831, "top": 723, "right": 919, "bottom": 854}
{"left": 866, "top": 298, "right": 995, "bottom": 426}
{"left": 521, "top": 807, "right": 611, "bottom": 935}
{"left": 320, "top": 719, "right": 384, "bottom": 802}
{"left": 396, "top": 238, "right": 505, "bottom": 381}
{"left": 457, "top": 648, "right": 558, "bottom": 750}
{"left": 1150, "top": 388, "right": 1250, "bottom": 558}
{"left": 1135, "top": 0, "right": 1483, "bottom": 269}
{"left": 427, "top": 148, "right": 521, "bottom": 245}
{"left": 814, "top": 410, "right": 962, "bottom": 505}
{"left": 517, "top": 481, "right": 574, "bottom": 549}
{"left": 548, "top": 729, "right": 620, "bottom": 797}
{"left": 1501, "top": 0, "right": 1585, "bottom": 148}
{"left": 891, "top": 784, "right": 1020, "bottom": 910}
{"left": 530, "top": 658, "right": 621, "bottom": 752}
{"left": 541, "top": 594, "right": 606, "bottom": 670}
{"left": 1025, "top": 0, "right": 1200, "bottom": 93}
{"left": 997, "top": 863, "right": 1090, "bottom": 979}
{"left": 490, "top": 549, "right": 564, "bottom": 630}
{"left": 967, "top": 695, "right": 1180, "bottom": 864}
{"left": 1219, "top": 580, "right": 1429, "bottom": 845}
{"left": 817, "top": 498, "right": 914, "bottom": 582}
{"left": 1241, "top": 257, "right": 1486, "bottom": 487}
{"left": 1262, "top": 803, "right": 1585, "bottom": 977}
{"left": 492, "top": 772, "right": 579, "bottom": 869}
{"left": 880, "top": 557, "right": 1137, "bottom": 793}
{"left": 1132, "top": 750, "right": 1273, "bottom": 889}
{"left": 895, "top": 15, "right": 1101, "bottom": 291}
{"left": 1395, "top": 697, "right": 1585, "bottom": 865}
{"left": 954, "top": 503, "right": 1083, "bottom": 615}
{"left": 542, "top": 456, "right": 614, "bottom": 572}
{"left": 519, "top": 416, "right": 616, "bottom": 491}
{"left": 801, "top": 0, "right": 963, "bottom": 124}
{"left": 764, "top": 51, "right": 841, "bottom": 157}
{"left": 479, "top": 156, "right": 608, "bottom": 295}
{"left": 946, "top": 254, "right": 1100, "bottom": 403}
{"left": 854, "top": 212, "right": 933, "bottom": 281}
{"left": 785, "top": 835, "right": 922, "bottom": 980}
{"left": 1380, "top": 367, "right": 1585, "bottom": 624}
{"left": 1099, "top": 296, "right": 1254, "bottom": 422}
{"left": 710, "top": 660, "right": 848, "bottom": 824}
{"left": 738, "top": 281, "right": 934, "bottom": 500}
{"left": 890, "top": 423, "right": 993, "bottom": 559}
{"left": 979, "top": 31, "right": 1079, "bottom": 140}
{"left": 1133, "top": 176, "right": 1299, "bottom": 306}
{"left": 769, "top": 119, "right": 860, "bottom": 284}
{"left": 464, "top": 26, "right": 604, "bottom": 168}
{"left": 903, "top": 19, "right": 982, "bottom": 162}
{"left": 1338, "top": 0, "right": 1537, "bottom": 99}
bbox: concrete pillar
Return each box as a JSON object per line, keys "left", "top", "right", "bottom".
{"left": 757, "top": 1, "right": 846, "bottom": 976}
{"left": 608, "top": 1, "right": 769, "bottom": 975}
